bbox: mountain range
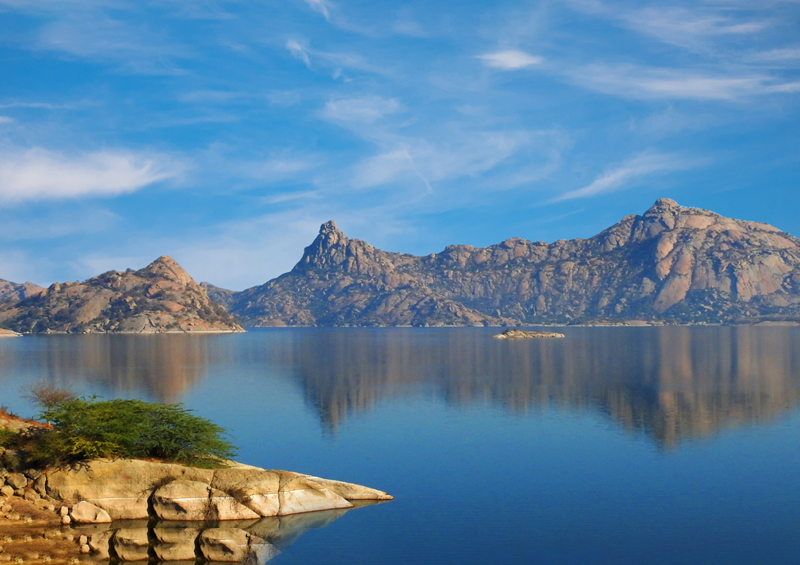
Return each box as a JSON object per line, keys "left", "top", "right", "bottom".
{"left": 221, "top": 198, "right": 800, "bottom": 326}
{"left": 1, "top": 198, "right": 799, "bottom": 333}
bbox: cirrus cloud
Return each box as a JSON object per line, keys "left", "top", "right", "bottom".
{"left": 0, "top": 148, "right": 183, "bottom": 203}
{"left": 477, "top": 49, "right": 543, "bottom": 70}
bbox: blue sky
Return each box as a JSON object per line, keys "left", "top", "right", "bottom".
{"left": 0, "top": 0, "right": 798, "bottom": 290}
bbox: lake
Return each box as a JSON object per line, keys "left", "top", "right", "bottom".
{"left": 2, "top": 326, "right": 800, "bottom": 564}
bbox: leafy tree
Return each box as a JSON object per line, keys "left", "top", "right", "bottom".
{"left": 24, "top": 397, "right": 236, "bottom": 467}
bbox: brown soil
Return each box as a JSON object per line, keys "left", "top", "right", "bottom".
{"left": 0, "top": 411, "right": 48, "bottom": 433}
{"left": 0, "top": 487, "right": 100, "bottom": 563}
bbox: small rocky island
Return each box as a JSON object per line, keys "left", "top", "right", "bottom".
{"left": 494, "top": 329, "right": 565, "bottom": 339}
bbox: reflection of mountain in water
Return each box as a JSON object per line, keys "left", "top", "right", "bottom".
{"left": 275, "top": 327, "right": 800, "bottom": 447}
{"left": 2, "top": 328, "right": 799, "bottom": 447}
{"left": 0, "top": 334, "right": 212, "bottom": 402}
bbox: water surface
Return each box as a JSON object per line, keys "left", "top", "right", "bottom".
{"left": 1, "top": 326, "right": 799, "bottom": 564}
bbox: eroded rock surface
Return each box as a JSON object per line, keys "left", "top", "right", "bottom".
{"left": 0, "top": 256, "right": 243, "bottom": 334}
{"left": 226, "top": 200, "right": 800, "bottom": 325}
{"left": 45, "top": 458, "right": 392, "bottom": 521}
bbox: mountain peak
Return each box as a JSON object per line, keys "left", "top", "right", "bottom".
{"left": 293, "top": 221, "right": 351, "bottom": 272}
{"left": 139, "top": 255, "right": 195, "bottom": 286}
{"left": 646, "top": 198, "right": 680, "bottom": 213}
{"left": 320, "top": 220, "right": 340, "bottom": 234}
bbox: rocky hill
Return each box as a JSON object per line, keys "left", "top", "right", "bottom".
{"left": 0, "top": 279, "right": 43, "bottom": 305}
{"left": 0, "top": 256, "right": 243, "bottom": 334}
{"left": 227, "top": 199, "right": 800, "bottom": 326}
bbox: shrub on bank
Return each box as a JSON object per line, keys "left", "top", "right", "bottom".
{"left": 0, "top": 426, "right": 17, "bottom": 448}
{"left": 15, "top": 396, "right": 236, "bottom": 467}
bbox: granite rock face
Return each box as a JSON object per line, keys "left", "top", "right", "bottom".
{"left": 44, "top": 458, "right": 392, "bottom": 521}
{"left": 227, "top": 200, "right": 800, "bottom": 325}
{"left": 0, "top": 256, "right": 243, "bottom": 334}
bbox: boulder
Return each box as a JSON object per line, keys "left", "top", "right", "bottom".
{"left": 88, "top": 530, "right": 115, "bottom": 558}
{"left": 152, "top": 479, "right": 260, "bottom": 521}
{"left": 278, "top": 475, "right": 353, "bottom": 515}
{"left": 199, "top": 528, "right": 278, "bottom": 563}
{"left": 70, "top": 501, "right": 112, "bottom": 524}
{"left": 112, "top": 528, "right": 151, "bottom": 561}
{"left": 47, "top": 458, "right": 213, "bottom": 519}
{"left": 153, "top": 525, "right": 203, "bottom": 561}
{"left": 210, "top": 468, "right": 282, "bottom": 517}
{"left": 5, "top": 472, "right": 27, "bottom": 490}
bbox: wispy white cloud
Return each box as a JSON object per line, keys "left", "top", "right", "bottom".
{"left": 349, "top": 129, "right": 559, "bottom": 193}
{"left": 178, "top": 90, "right": 251, "bottom": 104}
{"left": 261, "top": 190, "right": 319, "bottom": 205}
{"left": 36, "top": 16, "right": 189, "bottom": 74}
{"left": 0, "top": 117, "right": 13, "bottom": 123}
{"left": 286, "top": 39, "right": 311, "bottom": 68}
{"left": 304, "top": 0, "right": 332, "bottom": 21}
{"left": 566, "top": 1, "right": 770, "bottom": 51}
{"left": 621, "top": 7, "right": 768, "bottom": 50}
{"left": 320, "top": 96, "right": 404, "bottom": 123}
{"left": 285, "top": 39, "right": 390, "bottom": 77}
{"left": 0, "top": 148, "right": 183, "bottom": 202}
{"left": 568, "top": 64, "right": 800, "bottom": 100}
{"left": 745, "top": 46, "right": 800, "bottom": 62}
{"left": 477, "top": 49, "right": 543, "bottom": 70}
{"left": 552, "top": 152, "right": 702, "bottom": 202}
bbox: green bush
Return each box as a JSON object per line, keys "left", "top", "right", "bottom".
{"left": 27, "top": 397, "right": 236, "bottom": 467}
{"left": 0, "top": 427, "right": 17, "bottom": 448}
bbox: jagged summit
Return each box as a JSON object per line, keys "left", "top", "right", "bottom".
{"left": 649, "top": 197, "right": 679, "bottom": 211}
{"left": 320, "top": 220, "right": 340, "bottom": 233}
{"left": 295, "top": 221, "right": 350, "bottom": 271}
{"left": 227, "top": 199, "right": 800, "bottom": 326}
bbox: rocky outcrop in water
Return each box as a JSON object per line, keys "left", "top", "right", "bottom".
{"left": 0, "top": 443, "right": 386, "bottom": 563}
{"left": 225, "top": 199, "right": 800, "bottom": 326}
{"left": 44, "top": 458, "right": 391, "bottom": 521}
{"left": 493, "top": 329, "right": 565, "bottom": 339}
{"left": 0, "top": 256, "right": 243, "bottom": 334}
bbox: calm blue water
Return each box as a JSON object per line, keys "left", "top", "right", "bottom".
{"left": 2, "top": 327, "right": 800, "bottom": 564}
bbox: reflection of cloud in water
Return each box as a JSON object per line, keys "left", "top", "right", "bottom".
{"left": 276, "top": 327, "right": 800, "bottom": 446}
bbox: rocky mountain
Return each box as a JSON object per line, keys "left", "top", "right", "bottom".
{"left": 227, "top": 199, "right": 800, "bottom": 326}
{"left": 200, "top": 282, "right": 236, "bottom": 310}
{"left": 0, "top": 256, "right": 243, "bottom": 334}
{"left": 0, "top": 278, "right": 43, "bottom": 305}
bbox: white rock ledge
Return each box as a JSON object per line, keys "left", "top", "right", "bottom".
{"left": 45, "top": 458, "right": 392, "bottom": 522}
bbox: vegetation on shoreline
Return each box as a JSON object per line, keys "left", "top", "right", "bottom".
{"left": 1, "top": 385, "right": 236, "bottom": 468}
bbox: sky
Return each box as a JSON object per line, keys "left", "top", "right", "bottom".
{"left": 0, "top": 0, "right": 798, "bottom": 290}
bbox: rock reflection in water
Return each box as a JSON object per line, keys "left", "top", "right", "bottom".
{"left": 1, "top": 327, "right": 799, "bottom": 446}
{"left": 0, "top": 334, "right": 214, "bottom": 402}
{"left": 70, "top": 504, "right": 359, "bottom": 563}
{"left": 275, "top": 327, "right": 800, "bottom": 446}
